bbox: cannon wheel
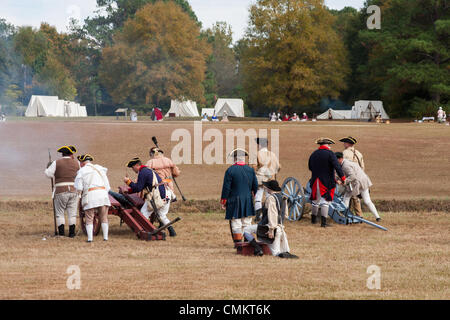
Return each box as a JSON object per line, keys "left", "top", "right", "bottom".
{"left": 281, "top": 177, "right": 306, "bottom": 221}
{"left": 79, "top": 203, "right": 101, "bottom": 236}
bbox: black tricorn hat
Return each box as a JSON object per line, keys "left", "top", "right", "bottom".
{"left": 127, "top": 157, "right": 141, "bottom": 168}
{"left": 316, "top": 138, "right": 335, "bottom": 145}
{"left": 57, "top": 145, "right": 76, "bottom": 155}
{"left": 77, "top": 154, "right": 94, "bottom": 162}
{"left": 339, "top": 136, "right": 357, "bottom": 145}
{"left": 262, "top": 180, "right": 282, "bottom": 192}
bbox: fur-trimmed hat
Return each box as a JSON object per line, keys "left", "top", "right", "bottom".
{"left": 339, "top": 136, "right": 357, "bottom": 145}
{"left": 127, "top": 157, "right": 141, "bottom": 168}
{"left": 77, "top": 154, "right": 94, "bottom": 162}
{"left": 315, "top": 138, "right": 335, "bottom": 145}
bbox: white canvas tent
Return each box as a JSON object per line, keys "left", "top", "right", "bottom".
{"left": 25, "top": 95, "right": 87, "bottom": 117}
{"left": 25, "top": 96, "right": 60, "bottom": 117}
{"left": 352, "top": 101, "right": 389, "bottom": 120}
{"left": 201, "top": 108, "right": 215, "bottom": 117}
{"left": 165, "top": 100, "right": 199, "bottom": 117}
{"left": 317, "top": 108, "right": 352, "bottom": 120}
{"left": 214, "top": 99, "right": 245, "bottom": 117}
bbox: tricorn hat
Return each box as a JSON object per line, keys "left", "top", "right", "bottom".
{"left": 77, "top": 154, "right": 93, "bottom": 162}
{"left": 339, "top": 136, "right": 357, "bottom": 145}
{"left": 262, "top": 180, "right": 282, "bottom": 192}
{"left": 127, "top": 157, "right": 141, "bottom": 168}
{"left": 57, "top": 145, "right": 76, "bottom": 155}
{"left": 228, "top": 148, "right": 249, "bottom": 158}
{"left": 315, "top": 138, "right": 335, "bottom": 145}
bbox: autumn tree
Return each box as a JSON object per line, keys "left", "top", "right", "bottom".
{"left": 14, "top": 24, "right": 77, "bottom": 100}
{"left": 203, "top": 22, "right": 239, "bottom": 104}
{"left": 359, "top": 0, "right": 450, "bottom": 117}
{"left": 241, "top": 0, "right": 350, "bottom": 112}
{"left": 99, "top": 1, "right": 210, "bottom": 107}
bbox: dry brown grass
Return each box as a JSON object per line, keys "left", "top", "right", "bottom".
{"left": 1, "top": 120, "right": 450, "bottom": 201}
{"left": 0, "top": 203, "right": 448, "bottom": 300}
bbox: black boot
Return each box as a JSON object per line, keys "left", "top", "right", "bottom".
{"left": 321, "top": 216, "right": 331, "bottom": 228}
{"left": 250, "top": 239, "right": 264, "bottom": 256}
{"left": 311, "top": 215, "right": 317, "bottom": 224}
{"left": 68, "top": 225, "right": 76, "bottom": 238}
{"left": 255, "top": 209, "right": 262, "bottom": 223}
{"left": 58, "top": 224, "right": 65, "bottom": 236}
{"left": 168, "top": 226, "right": 177, "bottom": 237}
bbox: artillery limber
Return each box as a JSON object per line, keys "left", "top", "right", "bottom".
{"left": 281, "top": 177, "right": 387, "bottom": 231}
{"left": 79, "top": 186, "right": 181, "bottom": 240}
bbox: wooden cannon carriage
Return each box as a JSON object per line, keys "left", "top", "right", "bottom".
{"left": 79, "top": 186, "right": 181, "bottom": 241}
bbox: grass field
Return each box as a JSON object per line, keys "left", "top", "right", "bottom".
{"left": 0, "top": 118, "right": 449, "bottom": 300}
{"left": 0, "top": 202, "right": 448, "bottom": 300}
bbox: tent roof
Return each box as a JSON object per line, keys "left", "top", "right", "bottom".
{"left": 352, "top": 100, "right": 389, "bottom": 119}
{"left": 317, "top": 108, "right": 352, "bottom": 120}
{"left": 115, "top": 108, "right": 128, "bottom": 113}
{"left": 165, "top": 100, "right": 199, "bottom": 117}
{"left": 214, "top": 98, "right": 244, "bottom": 117}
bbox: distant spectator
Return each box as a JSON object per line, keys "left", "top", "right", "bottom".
{"left": 301, "top": 113, "right": 308, "bottom": 121}
{"left": 282, "top": 114, "right": 290, "bottom": 122}
{"left": 290, "top": 113, "right": 299, "bottom": 122}
{"left": 202, "top": 113, "right": 209, "bottom": 122}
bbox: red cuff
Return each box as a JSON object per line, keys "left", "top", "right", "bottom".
{"left": 221, "top": 199, "right": 227, "bottom": 205}
{"left": 341, "top": 176, "right": 346, "bottom": 182}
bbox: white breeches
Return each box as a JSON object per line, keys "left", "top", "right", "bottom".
{"left": 141, "top": 200, "right": 171, "bottom": 225}
{"left": 230, "top": 217, "right": 253, "bottom": 235}
{"left": 343, "top": 189, "right": 380, "bottom": 219}
{"left": 311, "top": 182, "right": 330, "bottom": 218}
{"left": 243, "top": 224, "right": 290, "bottom": 256}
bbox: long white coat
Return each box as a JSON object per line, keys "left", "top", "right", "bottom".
{"left": 341, "top": 159, "right": 373, "bottom": 196}
{"left": 74, "top": 163, "right": 111, "bottom": 210}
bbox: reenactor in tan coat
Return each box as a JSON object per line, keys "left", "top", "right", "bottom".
{"left": 44, "top": 145, "right": 80, "bottom": 237}
{"left": 252, "top": 138, "right": 281, "bottom": 221}
{"left": 340, "top": 137, "right": 364, "bottom": 217}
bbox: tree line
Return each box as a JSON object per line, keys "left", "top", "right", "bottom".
{"left": 0, "top": 0, "right": 448, "bottom": 118}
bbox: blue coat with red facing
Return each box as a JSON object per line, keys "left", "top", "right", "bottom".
{"left": 127, "top": 166, "right": 166, "bottom": 198}
{"left": 308, "top": 146, "right": 346, "bottom": 201}
{"left": 221, "top": 162, "right": 258, "bottom": 220}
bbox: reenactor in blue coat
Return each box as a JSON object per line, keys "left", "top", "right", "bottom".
{"left": 221, "top": 149, "right": 258, "bottom": 246}
{"left": 308, "top": 138, "right": 346, "bottom": 227}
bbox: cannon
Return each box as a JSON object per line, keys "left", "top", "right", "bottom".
{"left": 79, "top": 186, "right": 181, "bottom": 240}
{"left": 281, "top": 177, "right": 387, "bottom": 231}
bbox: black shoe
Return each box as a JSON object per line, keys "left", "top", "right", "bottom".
{"left": 321, "top": 216, "right": 331, "bottom": 228}
{"left": 376, "top": 218, "right": 381, "bottom": 222}
{"left": 278, "top": 252, "right": 299, "bottom": 259}
{"left": 58, "top": 224, "right": 65, "bottom": 236}
{"left": 250, "top": 239, "right": 264, "bottom": 256}
{"left": 255, "top": 209, "right": 262, "bottom": 223}
{"left": 168, "top": 226, "right": 177, "bottom": 237}
{"left": 311, "top": 215, "right": 317, "bottom": 224}
{"left": 68, "top": 225, "right": 76, "bottom": 238}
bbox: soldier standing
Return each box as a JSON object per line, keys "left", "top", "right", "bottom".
{"left": 221, "top": 149, "right": 258, "bottom": 246}
{"left": 44, "top": 145, "right": 80, "bottom": 237}
{"left": 340, "top": 136, "right": 364, "bottom": 217}
{"left": 308, "top": 138, "right": 346, "bottom": 227}
{"left": 146, "top": 147, "right": 180, "bottom": 236}
{"left": 74, "top": 154, "right": 111, "bottom": 242}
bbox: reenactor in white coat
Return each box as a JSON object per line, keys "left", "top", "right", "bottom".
{"left": 74, "top": 154, "right": 111, "bottom": 242}
{"left": 335, "top": 152, "right": 381, "bottom": 221}
{"left": 45, "top": 145, "right": 80, "bottom": 237}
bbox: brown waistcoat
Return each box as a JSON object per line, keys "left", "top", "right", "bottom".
{"left": 54, "top": 158, "right": 79, "bottom": 194}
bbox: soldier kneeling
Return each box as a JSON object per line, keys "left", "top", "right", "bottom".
{"left": 243, "top": 180, "right": 298, "bottom": 259}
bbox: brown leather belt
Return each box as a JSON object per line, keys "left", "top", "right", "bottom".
{"left": 88, "top": 187, "right": 106, "bottom": 192}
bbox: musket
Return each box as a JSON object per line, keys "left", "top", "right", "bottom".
{"left": 48, "top": 149, "right": 58, "bottom": 236}
{"left": 151, "top": 136, "right": 186, "bottom": 201}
